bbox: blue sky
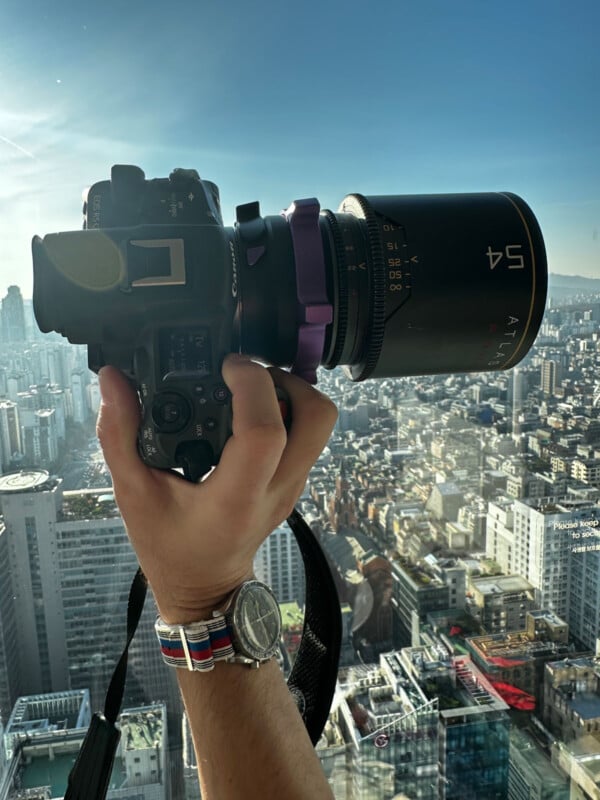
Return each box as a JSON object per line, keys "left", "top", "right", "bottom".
{"left": 1, "top": 0, "right": 599, "bottom": 297}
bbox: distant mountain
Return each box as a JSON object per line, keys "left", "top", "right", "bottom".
{"left": 548, "top": 273, "right": 600, "bottom": 291}
{"left": 547, "top": 272, "right": 600, "bottom": 300}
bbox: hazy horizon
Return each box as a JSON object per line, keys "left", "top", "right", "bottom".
{"left": 1, "top": 0, "right": 598, "bottom": 297}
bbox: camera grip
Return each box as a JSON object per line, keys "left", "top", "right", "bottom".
{"left": 136, "top": 381, "right": 291, "bottom": 482}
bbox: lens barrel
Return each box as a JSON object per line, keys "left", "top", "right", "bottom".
{"left": 319, "top": 191, "right": 547, "bottom": 380}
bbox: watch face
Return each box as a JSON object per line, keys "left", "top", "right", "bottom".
{"left": 232, "top": 582, "right": 282, "bottom": 661}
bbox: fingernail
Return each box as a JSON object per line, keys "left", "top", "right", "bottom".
{"left": 224, "top": 353, "right": 252, "bottom": 365}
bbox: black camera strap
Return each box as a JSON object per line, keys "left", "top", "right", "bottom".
{"left": 286, "top": 508, "right": 342, "bottom": 741}
{"left": 63, "top": 508, "right": 341, "bottom": 799}
{"left": 64, "top": 567, "right": 147, "bottom": 800}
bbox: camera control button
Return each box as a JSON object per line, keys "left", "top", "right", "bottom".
{"left": 152, "top": 392, "right": 191, "bottom": 433}
{"left": 213, "top": 385, "right": 230, "bottom": 404}
{"left": 194, "top": 385, "right": 208, "bottom": 404}
{"left": 204, "top": 418, "right": 218, "bottom": 432}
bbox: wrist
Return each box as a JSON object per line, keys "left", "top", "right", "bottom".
{"left": 153, "top": 572, "right": 256, "bottom": 625}
{"left": 156, "top": 603, "right": 227, "bottom": 626}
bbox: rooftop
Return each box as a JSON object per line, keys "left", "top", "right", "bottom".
{"left": 568, "top": 693, "right": 600, "bottom": 721}
{"left": 0, "top": 469, "right": 52, "bottom": 493}
{"left": 5, "top": 690, "right": 91, "bottom": 756}
{"left": 59, "top": 489, "right": 120, "bottom": 521}
{"left": 471, "top": 574, "right": 534, "bottom": 596}
{"left": 548, "top": 656, "right": 600, "bottom": 673}
{"left": 528, "top": 609, "right": 567, "bottom": 626}
{"left": 404, "top": 646, "right": 509, "bottom": 715}
{"left": 467, "top": 631, "right": 566, "bottom": 663}
{"left": 120, "top": 707, "right": 164, "bottom": 751}
{"left": 394, "top": 558, "right": 445, "bottom": 589}
{"left": 18, "top": 750, "right": 127, "bottom": 796}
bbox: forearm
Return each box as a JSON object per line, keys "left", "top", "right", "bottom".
{"left": 178, "top": 659, "right": 334, "bottom": 800}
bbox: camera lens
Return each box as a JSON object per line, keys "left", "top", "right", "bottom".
{"left": 235, "top": 191, "right": 546, "bottom": 381}
{"left": 321, "top": 192, "right": 547, "bottom": 380}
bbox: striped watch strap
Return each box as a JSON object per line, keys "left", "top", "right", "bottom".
{"left": 155, "top": 615, "right": 234, "bottom": 672}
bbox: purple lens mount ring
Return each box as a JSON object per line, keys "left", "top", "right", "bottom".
{"left": 282, "top": 198, "right": 333, "bottom": 384}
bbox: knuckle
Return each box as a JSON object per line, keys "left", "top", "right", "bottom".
{"left": 303, "top": 391, "right": 338, "bottom": 432}
{"left": 271, "top": 495, "right": 297, "bottom": 526}
{"left": 240, "top": 421, "right": 287, "bottom": 454}
{"left": 319, "top": 394, "right": 339, "bottom": 426}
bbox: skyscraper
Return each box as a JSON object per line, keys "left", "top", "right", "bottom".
{"left": 1, "top": 286, "right": 26, "bottom": 344}
{"left": 318, "top": 653, "right": 439, "bottom": 800}
{"left": 511, "top": 367, "right": 525, "bottom": 438}
{"left": 540, "top": 359, "right": 558, "bottom": 396}
{"left": 254, "top": 522, "right": 305, "bottom": 605}
{"left": 19, "top": 409, "right": 58, "bottom": 467}
{"left": 0, "top": 521, "right": 21, "bottom": 723}
{"left": 486, "top": 497, "right": 600, "bottom": 647}
{"left": 0, "top": 470, "right": 177, "bottom": 713}
{"left": 0, "top": 401, "right": 21, "bottom": 471}
{"left": 70, "top": 369, "right": 89, "bottom": 424}
{"left": 568, "top": 530, "right": 600, "bottom": 650}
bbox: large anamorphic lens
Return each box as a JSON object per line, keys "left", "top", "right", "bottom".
{"left": 235, "top": 191, "right": 547, "bottom": 382}
{"left": 320, "top": 192, "right": 547, "bottom": 380}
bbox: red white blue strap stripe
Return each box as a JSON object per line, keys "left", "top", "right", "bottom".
{"left": 155, "top": 616, "right": 234, "bottom": 672}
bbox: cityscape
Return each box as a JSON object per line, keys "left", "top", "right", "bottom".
{"left": 0, "top": 277, "right": 599, "bottom": 799}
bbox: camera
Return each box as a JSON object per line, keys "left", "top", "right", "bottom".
{"left": 32, "top": 165, "right": 547, "bottom": 479}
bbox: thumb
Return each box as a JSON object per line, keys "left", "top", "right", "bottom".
{"left": 96, "top": 366, "right": 146, "bottom": 487}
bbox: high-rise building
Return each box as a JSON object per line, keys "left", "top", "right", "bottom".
{"left": 568, "top": 527, "right": 600, "bottom": 650}
{"left": 466, "top": 609, "right": 570, "bottom": 709}
{"left": 508, "top": 727, "right": 570, "bottom": 800}
{"left": 3, "top": 689, "right": 91, "bottom": 759}
{"left": 1, "top": 471, "right": 69, "bottom": 695}
{"left": 317, "top": 653, "right": 439, "bottom": 800}
{"left": 511, "top": 366, "right": 525, "bottom": 438}
{"left": 70, "top": 369, "right": 89, "bottom": 423}
{"left": 402, "top": 645, "right": 510, "bottom": 800}
{"left": 2, "top": 691, "right": 168, "bottom": 799}
{"left": 540, "top": 359, "right": 558, "bottom": 396}
{"left": 1, "top": 286, "right": 26, "bottom": 344}
{"left": 0, "top": 471, "right": 178, "bottom": 715}
{"left": 486, "top": 498, "right": 600, "bottom": 649}
{"left": 0, "top": 401, "right": 21, "bottom": 471}
{"left": 0, "top": 521, "right": 21, "bottom": 723}
{"left": 19, "top": 408, "right": 59, "bottom": 467}
{"left": 391, "top": 557, "right": 453, "bottom": 644}
{"left": 254, "top": 522, "right": 305, "bottom": 605}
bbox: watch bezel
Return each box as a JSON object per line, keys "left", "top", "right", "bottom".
{"left": 230, "top": 580, "right": 281, "bottom": 662}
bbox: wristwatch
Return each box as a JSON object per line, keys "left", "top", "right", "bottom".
{"left": 155, "top": 580, "right": 282, "bottom": 671}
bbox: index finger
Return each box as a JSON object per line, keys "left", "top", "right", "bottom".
{"left": 268, "top": 367, "right": 338, "bottom": 492}
{"left": 210, "top": 355, "right": 288, "bottom": 493}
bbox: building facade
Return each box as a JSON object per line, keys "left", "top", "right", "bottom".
{"left": 1, "top": 287, "right": 26, "bottom": 344}
{"left": 254, "top": 522, "right": 306, "bottom": 605}
{"left": 0, "top": 471, "right": 178, "bottom": 715}
{"left": 486, "top": 498, "right": 600, "bottom": 637}
{"left": 318, "top": 653, "right": 439, "bottom": 800}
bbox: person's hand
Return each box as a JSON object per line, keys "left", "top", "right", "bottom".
{"left": 96, "top": 354, "right": 337, "bottom": 624}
